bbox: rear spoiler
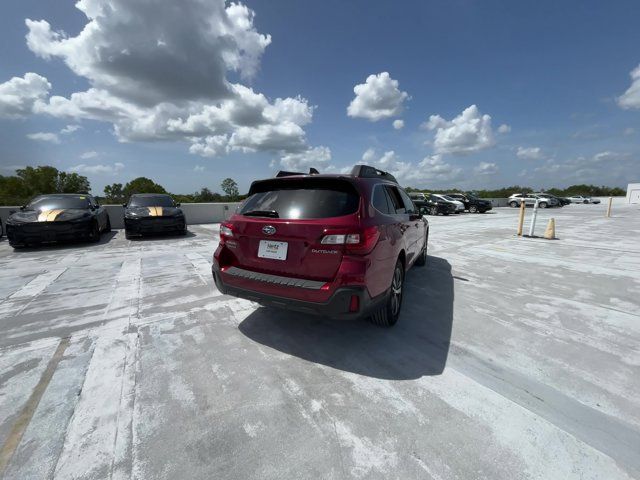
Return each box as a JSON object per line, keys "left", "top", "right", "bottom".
{"left": 275, "top": 168, "right": 319, "bottom": 178}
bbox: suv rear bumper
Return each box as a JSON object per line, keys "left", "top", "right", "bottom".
{"left": 212, "top": 265, "right": 388, "bottom": 320}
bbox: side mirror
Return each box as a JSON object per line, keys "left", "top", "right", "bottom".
{"left": 409, "top": 213, "right": 422, "bottom": 221}
{"left": 20, "top": 205, "right": 26, "bottom": 211}
{"left": 122, "top": 203, "right": 128, "bottom": 208}
{"left": 176, "top": 202, "right": 181, "bottom": 207}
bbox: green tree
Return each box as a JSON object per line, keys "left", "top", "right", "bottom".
{"left": 15, "top": 166, "right": 60, "bottom": 196}
{"left": 122, "top": 177, "right": 167, "bottom": 198}
{"left": 221, "top": 178, "right": 239, "bottom": 199}
{"left": 57, "top": 172, "right": 90, "bottom": 193}
{"left": 194, "top": 187, "right": 223, "bottom": 202}
{"left": 0, "top": 166, "right": 91, "bottom": 205}
{"left": 104, "top": 183, "right": 124, "bottom": 203}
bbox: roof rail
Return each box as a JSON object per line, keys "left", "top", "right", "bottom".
{"left": 350, "top": 165, "right": 398, "bottom": 184}
{"left": 275, "top": 168, "right": 319, "bottom": 178}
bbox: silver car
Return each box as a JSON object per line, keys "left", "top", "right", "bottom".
{"left": 508, "top": 193, "right": 558, "bottom": 208}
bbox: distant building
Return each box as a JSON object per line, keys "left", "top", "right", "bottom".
{"left": 627, "top": 183, "right": 640, "bottom": 204}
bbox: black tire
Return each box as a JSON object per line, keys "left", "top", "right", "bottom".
{"left": 469, "top": 205, "right": 478, "bottom": 213}
{"left": 89, "top": 221, "right": 101, "bottom": 243}
{"left": 369, "top": 259, "right": 404, "bottom": 327}
{"left": 509, "top": 201, "right": 519, "bottom": 208}
{"left": 583, "top": 200, "right": 588, "bottom": 204}
{"left": 415, "top": 231, "right": 428, "bottom": 267}
{"left": 539, "top": 202, "right": 548, "bottom": 209}
{"left": 104, "top": 216, "right": 112, "bottom": 232}
{"left": 429, "top": 206, "right": 438, "bottom": 216}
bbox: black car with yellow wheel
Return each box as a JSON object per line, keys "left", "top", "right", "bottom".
{"left": 5, "top": 194, "right": 111, "bottom": 249}
{"left": 123, "top": 194, "right": 187, "bottom": 239}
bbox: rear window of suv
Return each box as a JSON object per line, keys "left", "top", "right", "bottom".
{"left": 242, "top": 178, "right": 360, "bottom": 219}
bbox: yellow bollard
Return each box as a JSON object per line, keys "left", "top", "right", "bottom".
{"left": 606, "top": 197, "right": 613, "bottom": 218}
{"left": 544, "top": 218, "right": 556, "bottom": 239}
{"left": 516, "top": 200, "right": 526, "bottom": 236}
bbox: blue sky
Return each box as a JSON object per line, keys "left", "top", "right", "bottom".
{"left": 0, "top": 0, "right": 639, "bottom": 195}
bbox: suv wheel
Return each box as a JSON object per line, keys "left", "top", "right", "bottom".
{"left": 370, "top": 259, "right": 404, "bottom": 327}
{"left": 415, "top": 232, "right": 428, "bottom": 267}
{"left": 539, "top": 202, "right": 548, "bottom": 209}
{"left": 509, "top": 201, "right": 519, "bottom": 208}
{"left": 469, "top": 205, "right": 478, "bottom": 213}
{"left": 429, "top": 206, "right": 438, "bottom": 216}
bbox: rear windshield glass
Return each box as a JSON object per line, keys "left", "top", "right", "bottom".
{"left": 242, "top": 179, "right": 359, "bottom": 219}
{"left": 26, "top": 195, "right": 90, "bottom": 210}
{"left": 128, "top": 196, "right": 175, "bottom": 207}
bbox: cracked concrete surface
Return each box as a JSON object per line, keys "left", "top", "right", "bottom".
{"left": 0, "top": 204, "right": 638, "bottom": 479}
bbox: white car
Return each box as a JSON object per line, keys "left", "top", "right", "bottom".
{"left": 568, "top": 196, "right": 590, "bottom": 204}
{"left": 508, "top": 193, "right": 558, "bottom": 208}
{"left": 433, "top": 194, "right": 465, "bottom": 213}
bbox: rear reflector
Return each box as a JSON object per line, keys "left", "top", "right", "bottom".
{"left": 349, "top": 295, "right": 360, "bottom": 313}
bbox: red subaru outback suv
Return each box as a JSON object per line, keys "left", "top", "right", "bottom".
{"left": 212, "top": 165, "right": 429, "bottom": 326}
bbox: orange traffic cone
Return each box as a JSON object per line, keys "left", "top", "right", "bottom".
{"left": 544, "top": 218, "right": 556, "bottom": 239}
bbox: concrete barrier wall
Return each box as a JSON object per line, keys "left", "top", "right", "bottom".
{"left": 0, "top": 202, "right": 240, "bottom": 229}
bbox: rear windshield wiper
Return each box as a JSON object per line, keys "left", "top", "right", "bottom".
{"left": 242, "top": 209, "right": 279, "bottom": 218}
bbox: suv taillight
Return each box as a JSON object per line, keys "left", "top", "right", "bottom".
{"left": 320, "top": 226, "right": 380, "bottom": 255}
{"left": 220, "top": 223, "right": 233, "bottom": 241}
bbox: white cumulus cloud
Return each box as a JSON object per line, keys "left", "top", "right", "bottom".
{"left": 80, "top": 150, "right": 98, "bottom": 159}
{"left": 497, "top": 124, "right": 511, "bottom": 133}
{"left": 70, "top": 162, "right": 125, "bottom": 175}
{"left": 474, "top": 161, "right": 498, "bottom": 175}
{"left": 0, "top": 73, "right": 50, "bottom": 118}
{"left": 26, "top": 132, "right": 60, "bottom": 144}
{"left": 617, "top": 64, "right": 640, "bottom": 109}
{"left": 423, "top": 105, "right": 495, "bottom": 155}
{"left": 392, "top": 119, "right": 404, "bottom": 130}
{"left": 1, "top": 0, "right": 321, "bottom": 161}
{"left": 358, "top": 149, "right": 461, "bottom": 187}
{"left": 61, "top": 124, "right": 81, "bottom": 134}
{"left": 516, "top": 146, "right": 544, "bottom": 160}
{"left": 347, "top": 72, "right": 408, "bottom": 121}
{"left": 278, "top": 146, "right": 332, "bottom": 172}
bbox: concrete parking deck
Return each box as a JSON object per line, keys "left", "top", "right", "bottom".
{"left": 0, "top": 204, "right": 638, "bottom": 479}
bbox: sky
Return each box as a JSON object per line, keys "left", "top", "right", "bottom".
{"left": 0, "top": 0, "right": 639, "bottom": 195}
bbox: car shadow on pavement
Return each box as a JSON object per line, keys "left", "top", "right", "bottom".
{"left": 238, "top": 255, "right": 454, "bottom": 380}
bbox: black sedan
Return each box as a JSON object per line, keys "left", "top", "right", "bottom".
{"left": 446, "top": 193, "right": 493, "bottom": 213}
{"left": 416, "top": 194, "right": 456, "bottom": 216}
{"left": 6, "top": 194, "right": 111, "bottom": 248}
{"left": 124, "top": 194, "right": 187, "bottom": 239}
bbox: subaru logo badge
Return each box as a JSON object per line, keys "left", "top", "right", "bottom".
{"left": 262, "top": 225, "right": 276, "bottom": 235}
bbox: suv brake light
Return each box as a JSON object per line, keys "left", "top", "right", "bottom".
{"left": 220, "top": 223, "right": 233, "bottom": 239}
{"left": 320, "top": 226, "right": 380, "bottom": 255}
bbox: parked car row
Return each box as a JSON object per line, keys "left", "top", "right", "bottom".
{"left": 409, "top": 192, "right": 493, "bottom": 215}
{"left": 4, "top": 193, "right": 186, "bottom": 248}
{"left": 508, "top": 192, "right": 601, "bottom": 208}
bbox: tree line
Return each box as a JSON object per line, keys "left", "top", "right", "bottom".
{"left": 0, "top": 165, "right": 244, "bottom": 206}
{"left": 0, "top": 165, "right": 627, "bottom": 206}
